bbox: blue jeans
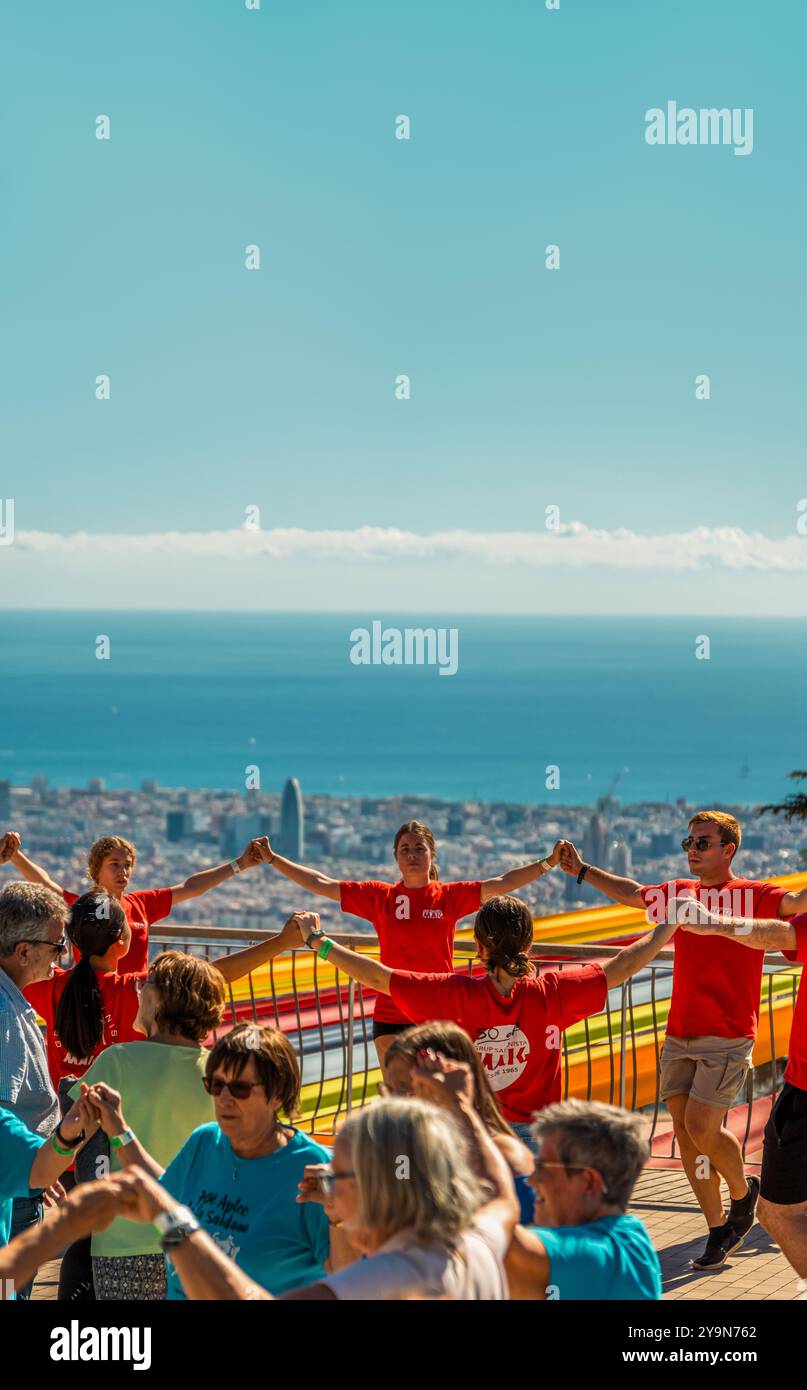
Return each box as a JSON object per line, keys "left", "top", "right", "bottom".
{"left": 9, "top": 1195, "right": 44, "bottom": 1300}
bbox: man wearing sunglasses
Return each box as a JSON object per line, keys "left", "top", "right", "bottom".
{"left": 0, "top": 881, "right": 70, "bottom": 1296}
{"left": 558, "top": 811, "right": 806, "bottom": 1272}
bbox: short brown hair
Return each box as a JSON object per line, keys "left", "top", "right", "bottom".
{"left": 205, "top": 1023, "right": 301, "bottom": 1120}
{"left": 689, "top": 811, "right": 741, "bottom": 856}
{"left": 149, "top": 952, "right": 226, "bottom": 1042}
{"left": 87, "top": 836, "right": 137, "bottom": 884}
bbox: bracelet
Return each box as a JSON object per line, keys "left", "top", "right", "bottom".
{"left": 110, "top": 1128, "right": 136, "bottom": 1149}
{"left": 539, "top": 858, "right": 553, "bottom": 873}
{"left": 230, "top": 859, "right": 242, "bottom": 875}
{"left": 305, "top": 930, "right": 323, "bottom": 951}
{"left": 53, "top": 1122, "right": 84, "bottom": 1152}
{"left": 577, "top": 864, "right": 591, "bottom": 885}
{"left": 318, "top": 938, "right": 335, "bottom": 961}
{"left": 51, "top": 1133, "right": 76, "bottom": 1157}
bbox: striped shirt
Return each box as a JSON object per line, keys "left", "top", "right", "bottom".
{"left": 0, "top": 967, "right": 59, "bottom": 1139}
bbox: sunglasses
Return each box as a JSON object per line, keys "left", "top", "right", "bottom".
{"left": 22, "top": 936, "right": 67, "bottom": 956}
{"left": 681, "top": 836, "right": 725, "bottom": 852}
{"left": 203, "top": 1075, "right": 265, "bottom": 1100}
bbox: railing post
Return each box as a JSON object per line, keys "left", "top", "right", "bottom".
{"left": 346, "top": 979, "right": 356, "bottom": 1112}
{"left": 619, "top": 982, "right": 628, "bottom": 1109}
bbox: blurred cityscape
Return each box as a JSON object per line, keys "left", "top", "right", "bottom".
{"left": 1, "top": 777, "right": 805, "bottom": 936}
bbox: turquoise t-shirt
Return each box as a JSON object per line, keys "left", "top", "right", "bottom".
{"left": 532, "top": 1213, "right": 662, "bottom": 1300}
{"left": 0, "top": 1106, "right": 44, "bottom": 1297}
{"left": 160, "top": 1123, "right": 331, "bottom": 1299}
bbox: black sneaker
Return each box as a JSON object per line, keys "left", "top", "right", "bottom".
{"left": 691, "top": 1222, "right": 744, "bottom": 1270}
{"left": 729, "top": 1175, "right": 760, "bottom": 1239}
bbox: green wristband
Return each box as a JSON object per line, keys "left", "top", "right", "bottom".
{"left": 318, "top": 938, "right": 335, "bottom": 961}
{"left": 51, "top": 1134, "right": 74, "bottom": 1157}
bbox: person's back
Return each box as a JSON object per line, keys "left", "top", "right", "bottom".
{"left": 530, "top": 1210, "right": 661, "bottom": 1301}
{"left": 70, "top": 1040, "right": 213, "bottom": 1262}
{"left": 323, "top": 1211, "right": 510, "bottom": 1300}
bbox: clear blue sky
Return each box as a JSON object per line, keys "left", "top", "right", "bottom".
{"left": 3, "top": 1, "right": 806, "bottom": 611}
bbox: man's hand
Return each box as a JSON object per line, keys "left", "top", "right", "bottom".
{"left": 0, "top": 830, "right": 20, "bottom": 862}
{"left": 547, "top": 841, "right": 563, "bottom": 868}
{"left": 296, "top": 1162, "right": 338, "bottom": 1222}
{"left": 411, "top": 1049, "right": 475, "bottom": 1112}
{"left": 113, "top": 1166, "right": 176, "bottom": 1224}
{"left": 60, "top": 1094, "right": 101, "bottom": 1145}
{"left": 238, "top": 838, "right": 270, "bottom": 872}
{"left": 662, "top": 895, "right": 715, "bottom": 929}
{"left": 557, "top": 840, "right": 584, "bottom": 878}
{"left": 59, "top": 1177, "right": 135, "bottom": 1239}
{"left": 43, "top": 1181, "right": 66, "bottom": 1209}
{"left": 83, "top": 1082, "right": 127, "bottom": 1139}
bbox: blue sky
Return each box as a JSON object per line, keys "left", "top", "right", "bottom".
{"left": 3, "top": 0, "right": 806, "bottom": 611}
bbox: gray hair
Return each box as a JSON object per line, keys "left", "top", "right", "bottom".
{"left": 531, "top": 1099, "right": 649, "bottom": 1211}
{"left": 337, "top": 1098, "right": 488, "bottom": 1248}
{"left": 0, "top": 881, "right": 68, "bottom": 958}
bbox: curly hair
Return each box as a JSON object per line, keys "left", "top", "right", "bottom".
{"left": 87, "top": 836, "right": 137, "bottom": 884}
{"left": 148, "top": 951, "right": 226, "bottom": 1042}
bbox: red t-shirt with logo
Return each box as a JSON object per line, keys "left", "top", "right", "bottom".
{"left": 782, "top": 915, "right": 807, "bottom": 1091}
{"left": 640, "top": 878, "right": 790, "bottom": 1040}
{"left": 24, "top": 968, "right": 144, "bottom": 1086}
{"left": 63, "top": 888, "right": 173, "bottom": 974}
{"left": 388, "top": 964, "right": 607, "bottom": 1123}
{"left": 340, "top": 880, "right": 482, "bottom": 1024}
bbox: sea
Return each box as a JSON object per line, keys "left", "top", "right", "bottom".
{"left": 2, "top": 612, "right": 806, "bottom": 807}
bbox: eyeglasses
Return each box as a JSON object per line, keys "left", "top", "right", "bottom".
{"left": 532, "top": 1160, "right": 591, "bottom": 1179}
{"left": 203, "top": 1075, "right": 266, "bottom": 1100}
{"left": 318, "top": 1165, "right": 356, "bottom": 1196}
{"left": 22, "top": 936, "right": 67, "bottom": 956}
{"left": 681, "top": 836, "right": 724, "bottom": 852}
{"left": 134, "top": 977, "right": 154, "bottom": 996}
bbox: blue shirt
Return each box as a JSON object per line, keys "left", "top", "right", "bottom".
{"left": 0, "top": 1108, "right": 43, "bottom": 1262}
{"left": 532, "top": 1213, "right": 662, "bottom": 1300}
{"left": 160, "top": 1123, "right": 331, "bottom": 1299}
{"left": 0, "top": 967, "right": 59, "bottom": 1138}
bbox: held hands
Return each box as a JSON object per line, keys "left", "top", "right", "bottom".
{"left": 296, "top": 1162, "right": 336, "bottom": 1218}
{"left": 0, "top": 830, "right": 21, "bottom": 862}
{"left": 557, "top": 840, "right": 584, "bottom": 878}
{"left": 661, "top": 896, "right": 716, "bottom": 931}
{"left": 547, "top": 841, "right": 563, "bottom": 868}
{"left": 238, "top": 837, "right": 271, "bottom": 871}
{"left": 280, "top": 910, "right": 320, "bottom": 948}
{"left": 60, "top": 1094, "right": 101, "bottom": 1145}
{"left": 82, "top": 1082, "right": 127, "bottom": 1138}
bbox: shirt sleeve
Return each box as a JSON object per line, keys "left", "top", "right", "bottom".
{"left": 388, "top": 971, "right": 468, "bottom": 1026}
{"left": 550, "top": 965, "right": 608, "bottom": 1029}
{"left": 62, "top": 890, "right": 78, "bottom": 907}
{"left": 755, "top": 884, "right": 790, "bottom": 919}
{"left": 531, "top": 1224, "right": 612, "bottom": 1300}
{"left": 323, "top": 1251, "right": 424, "bottom": 1301}
{"left": 0, "top": 1109, "right": 45, "bottom": 1202}
{"left": 471, "top": 1209, "right": 511, "bottom": 1263}
{"left": 339, "top": 882, "right": 382, "bottom": 926}
{"left": 782, "top": 915, "right": 807, "bottom": 963}
{"left": 133, "top": 889, "right": 174, "bottom": 925}
{"left": 446, "top": 881, "right": 482, "bottom": 921}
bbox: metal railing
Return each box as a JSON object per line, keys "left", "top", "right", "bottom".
{"left": 149, "top": 925, "right": 802, "bottom": 1162}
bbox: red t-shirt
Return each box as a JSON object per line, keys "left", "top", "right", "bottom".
{"left": 340, "top": 879, "right": 482, "bottom": 1024}
{"left": 640, "top": 878, "right": 790, "bottom": 1040}
{"left": 63, "top": 888, "right": 173, "bottom": 974}
{"left": 24, "top": 968, "right": 144, "bottom": 1086}
{"left": 388, "top": 965, "right": 607, "bottom": 1123}
{"left": 782, "top": 915, "right": 807, "bottom": 1091}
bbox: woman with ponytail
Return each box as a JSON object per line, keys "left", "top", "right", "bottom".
{"left": 262, "top": 820, "right": 562, "bottom": 1062}
{"left": 285, "top": 899, "right": 679, "bottom": 1146}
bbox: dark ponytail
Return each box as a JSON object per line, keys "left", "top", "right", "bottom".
{"left": 55, "top": 893, "right": 126, "bottom": 1062}
{"left": 474, "top": 895, "right": 535, "bottom": 979}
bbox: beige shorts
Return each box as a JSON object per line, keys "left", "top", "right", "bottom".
{"left": 660, "top": 1034, "right": 755, "bottom": 1109}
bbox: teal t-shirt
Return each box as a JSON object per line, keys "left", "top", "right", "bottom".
{"left": 532, "top": 1213, "right": 662, "bottom": 1301}
{"left": 0, "top": 1106, "right": 44, "bottom": 1297}
{"left": 160, "top": 1123, "right": 331, "bottom": 1298}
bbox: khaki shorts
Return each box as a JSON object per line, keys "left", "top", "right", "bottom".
{"left": 660, "top": 1035, "right": 755, "bottom": 1109}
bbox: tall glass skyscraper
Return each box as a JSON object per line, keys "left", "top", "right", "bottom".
{"left": 279, "top": 777, "right": 304, "bottom": 861}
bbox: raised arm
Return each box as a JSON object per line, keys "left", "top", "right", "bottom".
{"left": 262, "top": 841, "right": 341, "bottom": 902}
{"left": 504, "top": 1226, "right": 552, "bottom": 1300}
{"left": 169, "top": 838, "right": 273, "bottom": 905}
{"left": 674, "top": 899, "right": 798, "bottom": 952}
{"left": 480, "top": 842, "right": 561, "bottom": 903}
{"left": 288, "top": 912, "right": 393, "bottom": 994}
{"left": 558, "top": 840, "right": 645, "bottom": 910}
{"left": 209, "top": 912, "right": 303, "bottom": 985}
{"left": 602, "top": 917, "right": 679, "bottom": 989}
{"left": 1, "top": 832, "right": 64, "bottom": 895}
{"left": 777, "top": 886, "right": 807, "bottom": 917}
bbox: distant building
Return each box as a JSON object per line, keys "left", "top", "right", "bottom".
{"left": 0, "top": 781, "right": 11, "bottom": 821}
{"left": 167, "top": 811, "right": 195, "bottom": 843}
{"left": 447, "top": 812, "right": 465, "bottom": 838}
{"left": 219, "top": 812, "right": 272, "bottom": 858}
{"left": 612, "top": 842, "right": 633, "bottom": 878}
{"left": 141, "top": 779, "right": 158, "bottom": 794}
{"left": 87, "top": 778, "right": 105, "bottom": 795}
{"left": 649, "top": 832, "right": 677, "bottom": 857}
{"left": 583, "top": 814, "right": 608, "bottom": 870}
{"left": 279, "top": 778, "right": 304, "bottom": 861}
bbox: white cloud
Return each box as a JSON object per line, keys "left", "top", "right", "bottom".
{"left": 10, "top": 521, "right": 807, "bottom": 571}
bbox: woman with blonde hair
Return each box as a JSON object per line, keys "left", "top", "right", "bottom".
{"left": 260, "top": 819, "right": 561, "bottom": 1062}
{"left": 3, "top": 828, "right": 272, "bottom": 973}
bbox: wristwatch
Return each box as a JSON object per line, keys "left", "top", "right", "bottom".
{"left": 154, "top": 1204, "right": 201, "bottom": 1251}
{"left": 305, "top": 929, "right": 324, "bottom": 951}
{"left": 577, "top": 863, "right": 591, "bottom": 885}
